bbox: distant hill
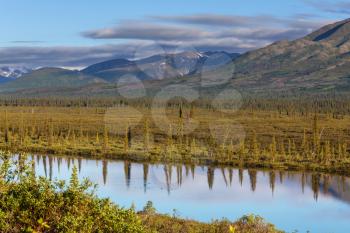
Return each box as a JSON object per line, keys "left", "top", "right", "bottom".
{"left": 0, "top": 68, "right": 106, "bottom": 93}
{"left": 0, "top": 76, "right": 13, "bottom": 84}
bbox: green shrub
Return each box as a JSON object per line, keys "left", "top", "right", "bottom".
{"left": 0, "top": 152, "right": 145, "bottom": 233}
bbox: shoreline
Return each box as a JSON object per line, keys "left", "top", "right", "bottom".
{"left": 5, "top": 144, "right": 350, "bottom": 177}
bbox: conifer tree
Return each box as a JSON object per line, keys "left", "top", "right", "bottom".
{"left": 143, "top": 119, "right": 150, "bottom": 152}
{"left": 71, "top": 130, "right": 76, "bottom": 148}
{"left": 270, "top": 136, "right": 277, "bottom": 162}
{"left": 48, "top": 119, "right": 54, "bottom": 147}
{"left": 324, "top": 141, "right": 331, "bottom": 164}
{"left": 342, "top": 143, "right": 348, "bottom": 159}
{"left": 167, "top": 124, "right": 173, "bottom": 153}
{"left": 69, "top": 166, "right": 79, "bottom": 192}
{"left": 19, "top": 112, "right": 25, "bottom": 145}
{"left": 251, "top": 131, "right": 259, "bottom": 160}
{"left": 288, "top": 139, "right": 292, "bottom": 157}
{"left": 189, "top": 104, "right": 194, "bottom": 119}
{"left": 239, "top": 139, "right": 246, "bottom": 160}
{"left": 179, "top": 104, "right": 183, "bottom": 119}
{"left": 124, "top": 124, "right": 131, "bottom": 152}
{"left": 4, "top": 110, "right": 9, "bottom": 144}
{"left": 95, "top": 132, "right": 100, "bottom": 145}
{"left": 302, "top": 128, "right": 307, "bottom": 149}
{"left": 190, "top": 138, "right": 197, "bottom": 155}
{"left": 103, "top": 126, "right": 109, "bottom": 151}
{"left": 313, "top": 114, "right": 320, "bottom": 152}
{"left": 280, "top": 140, "right": 286, "bottom": 160}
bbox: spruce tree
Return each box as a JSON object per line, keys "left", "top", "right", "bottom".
{"left": 103, "top": 126, "right": 109, "bottom": 151}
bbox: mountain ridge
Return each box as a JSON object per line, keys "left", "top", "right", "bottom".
{"left": 81, "top": 51, "right": 239, "bottom": 82}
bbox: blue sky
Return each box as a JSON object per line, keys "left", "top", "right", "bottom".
{"left": 0, "top": 0, "right": 348, "bottom": 68}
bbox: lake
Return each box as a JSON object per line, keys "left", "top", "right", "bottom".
{"left": 32, "top": 154, "right": 350, "bottom": 233}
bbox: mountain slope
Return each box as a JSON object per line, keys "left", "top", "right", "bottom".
{"left": 228, "top": 18, "right": 350, "bottom": 92}
{"left": 0, "top": 68, "right": 106, "bottom": 93}
{"left": 306, "top": 18, "right": 350, "bottom": 46}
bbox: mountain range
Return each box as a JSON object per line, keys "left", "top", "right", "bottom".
{"left": 0, "top": 51, "right": 239, "bottom": 96}
{"left": 1, "top": 18, "right": 350, "bottom": 96}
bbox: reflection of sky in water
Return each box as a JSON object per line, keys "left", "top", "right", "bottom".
{"left": 33, "top": 155, "right": 350, "bottom": 233}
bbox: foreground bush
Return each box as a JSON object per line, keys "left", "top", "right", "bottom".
{"left": 140, "top": 210, "right": 283, "bottom": 233}
{"left": 0, "top": 153, "right": 145, "bottom": 233}
{"left": 0, "top": 152, "right": 283, "bottom": 233}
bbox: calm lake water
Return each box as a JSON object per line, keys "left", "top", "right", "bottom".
{"left": 32, "top": 154, "right": 350, "bottom": 233}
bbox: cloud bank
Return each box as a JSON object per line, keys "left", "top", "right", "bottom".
{"left": 304, "top": 0, "right": 350, "bottom": 15}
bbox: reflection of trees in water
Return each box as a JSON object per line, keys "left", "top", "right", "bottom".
{"left": 279, "top": 171, "right": 285, "bottom": 184}
{"left": 36, "top": 154, "right": 41, "bottom": 167}
{"left": 102, "top": 160, "right": 108, "bottom": 185}
{"left": 229, "top": 168, "right": 233, "bottom": 186}
{"left": 323, "top": 174, "right": 330, "bottom": 194}
{"left": 164, "top": 165, "right": 172, "bottom": 194}
{"left": 31, "top": 155, "right": 350, "bottom": 202}
{"left": 49, "top": 156, "right": 53, "bottom": 180}
{"left": 185, "top": 165, "right": 190, "bottom": 178}
{"left": 207, "top": 167, "right": 215, "bottom": 190}
{"left": 78, "top": 158, "right": 82, "bottom": 173}
{"left": 239, "top": 168, "right": 243, "bottom": 187}
{"left": 221, "top": 168, "right": 228, "bottom": 187}
{"left": 67, "top": 157, "right": 71, "bottom": 171}
{"left": 124, "top": 161, "right": 131, "bottom": 188}
{"left": 143, "top": 164, "right": 149, "bottom": 193}
{"left": 43, "top": 155, "right": 47, "bottom": 178}
{"left": 31, "top": 158, "right": 36, "bottom": 177}
{"left": 57, "top": 157, "right": 62, "bottom": 173}
{"left": 312, "top": 173, "right": 320, "bottom": 201}
{"left": 269, "top": 171, "right": 275, "bottom": 195}
{"left": 176, "top": 165, "right": 183, "bottom": 186}
{"left": 301, "top": 172, "right": 306, "bottom": 193}
{"left": 191, "top": 164, "right": 195, "bottom": 180}
{"left": 248, "top": 169, "right": 257, "bottom": 192}
{"left": 342, "top": 176, "right": 346, "bottom": 193}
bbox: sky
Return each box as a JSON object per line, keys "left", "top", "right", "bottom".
{"left": 0, "top": 0, "right": 349, "bottom": 68}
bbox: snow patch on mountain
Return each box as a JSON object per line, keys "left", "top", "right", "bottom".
{"left": 0, "top": 66, "right": 31, "bottom": 79}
